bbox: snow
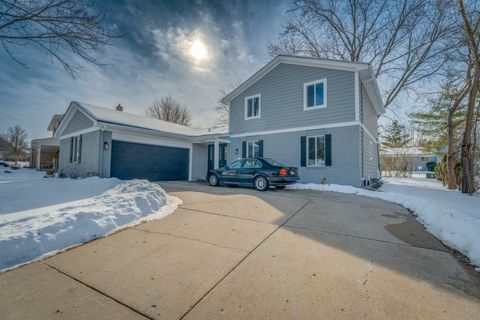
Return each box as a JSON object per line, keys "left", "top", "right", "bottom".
{"left": 288, "top": 177, "right": 480, "bottom": 270}
{"left": 0, "top": 169, "right": 181, "bottom": 271}
{"left": 74, "top": 101, "right": 227, "bottom": 136}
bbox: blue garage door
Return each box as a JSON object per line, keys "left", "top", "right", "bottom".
{"left": 111, "top": 140, "right": 189, "bottom": 181}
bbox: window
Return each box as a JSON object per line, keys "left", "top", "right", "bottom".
{"left": 369, "top": 141, "right": 374, "bottom": 160}
{"left": 304, "top": 79, "right": 326, "bottom": 110}
{"left": 247, "top": 141, "right": 260, "bottom": 158}
{"left": 420, "top": 156, "right": 429, "bottom": 162}
{"left": 69, "top": 135, "right": 82, "bottom": 164}
{"left": 228, "top": 159, "right": 243, "bottom": 169}
{"left": 245, "top": 94, "right": 261, "bottom": 119}
{"left": 243, "top": 159, "right": 262, "bottom": 169}
{"left": 307, "top": 136, "right": 325, "bottom": 166}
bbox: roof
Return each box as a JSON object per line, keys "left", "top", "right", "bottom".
{"left": 56, "top": 102, "right": 227, "bottom": 138}
{"left": 380, "top": 147, "right": 436, "bottom": 156}
{"left": 31, "top": 137, "right": 59, "bottom": 146}
{"left": 222, "top": 55, "right": 385, "bottom": 116}
{"left": 47, "top": 114, "right": 63, "bottom": 131}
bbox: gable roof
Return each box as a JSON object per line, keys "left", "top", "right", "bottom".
{"left": 222, "top": 55, "right": 385, "bottom": 116}
{"left": 55, "top": 102, "right": 226, "bottom": 138}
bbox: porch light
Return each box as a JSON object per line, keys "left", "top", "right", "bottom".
{"left": 104, "top": 142, "right": 109, "bottom": 150}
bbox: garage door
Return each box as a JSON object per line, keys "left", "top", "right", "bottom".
{"left": 111, "top": 140, "right": 189, "bottom": 181}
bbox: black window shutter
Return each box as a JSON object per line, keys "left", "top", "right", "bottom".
{"left": 258, "top": 140, "right": 263, "bottom": 157}
{"left": 78, "top": 135, "right": 82, "bottom": 164}
{"left": 325, "top": 134, "right": 332, "bottom": 166}
{"left": 69, "top": 137, "right": 74, "bottom": 163}
{"left": 300, "top": 136, "right": 306, "bottom": 167}
{"left": 242, "top": 141, "right": 246, "bottom": 158}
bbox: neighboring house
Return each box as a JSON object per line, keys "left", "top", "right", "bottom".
{"left": 30, "top": 114, "right": 62, "bottom": 170}
{"left": 54, "top": 55, "right": 384, "bottom": 187}
{"left": 380, "top": 147, "right": 440, "bottom": 173}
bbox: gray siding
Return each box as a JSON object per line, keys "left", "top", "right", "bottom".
{"left": 62, "top": 110, "right": 94, "bottom": 136}
{"left": 361, "top": 131, "right": 379, "bottom": 180}
{"left": 360, "top": 83, "right": 380, "bottom": 182}
{"left": 59, "top": 130, "right": 101, "bottom": 177}
{"left": 101, "top": 131, "right": 112, "bottom": 178}
{"left": 361, "top": 84, "right": 378, "bottom": 139}
{"left": 229, "top": 125, "right": 362, "bottom": 187}
{"left": 229, "top": 63, "right": 355, "bottom": 134}
{"left": 191, "top": 144, "right": 208, "bottom": 180}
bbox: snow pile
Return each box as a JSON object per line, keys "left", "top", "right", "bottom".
{"left": 288, "top": 178, "right": 480, "bottom": 269}
{"left": 0, "top": 173, "right": 181, "bottom": 271}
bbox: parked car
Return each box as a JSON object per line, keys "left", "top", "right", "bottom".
{"left": 207, "top": 157, "right": 299, "bottom": 191}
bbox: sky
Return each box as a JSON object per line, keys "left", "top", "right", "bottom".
{"left": 0, "top": 0, "right": 290, "bottom": 140}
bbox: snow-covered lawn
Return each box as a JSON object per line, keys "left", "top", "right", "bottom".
{"left": 288, "top": 177, "right": 480, "bottom": 270}
{"left": 0, "top": 169, "right": 181, "bottom": 271}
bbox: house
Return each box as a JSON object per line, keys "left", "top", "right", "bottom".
{"left": 54, "top": 55, "right": 384, "bottom": 187}
{"left": 30, "top": 114, "right": 62, "bottom": 170}
{"left": 380, "top": 147, "right": 440, "bottom": 176}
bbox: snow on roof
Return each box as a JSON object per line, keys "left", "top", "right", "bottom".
{"left": 73, "top": 102, "right": 227, "bottom": 137}
{"left": 380, "top": 147, "right": 435, "bottom": 155}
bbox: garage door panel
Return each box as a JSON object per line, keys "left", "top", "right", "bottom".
{"left": 111, "top": 140, "right": 189, "bottom": 181}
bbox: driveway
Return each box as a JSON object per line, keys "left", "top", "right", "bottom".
{"left": 1, "top": 182, "right": 479, "bottom": 319}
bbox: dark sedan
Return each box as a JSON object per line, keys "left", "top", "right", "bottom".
{"left": 206, "top": 157, "right": 299, "bottom": 191}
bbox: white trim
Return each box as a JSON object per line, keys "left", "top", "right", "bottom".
{"left": 306, "top": 135, "right": 326, "bottom": 167}
{"left": 60, "top": 127, "right": 100, "bottom": 139}
{"left": 188, "top": 147, "right": 192, "bottom": 181}
{"left": 244, "top": 94, "right": 261, "bottom": 120}
{"left": 355, "top": 71, "right": 360, "bottom": 122}
{"left": 54, "top": 102, "right": 97, "bottom": 138}
{"left": 303, "top": 79, "right": 327, "bottom": 111}
{"left": 111, "top": 131, "right": 192, "bottom": 149}
{"left": 230, "top": 121, "right": 360, "bottom": 138}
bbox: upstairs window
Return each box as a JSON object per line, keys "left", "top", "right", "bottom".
{"left": 245, "top": 94, "right": 261, "bottom": 119}
{"left": 304, "top": 79, "right": 326, "bottom": 110}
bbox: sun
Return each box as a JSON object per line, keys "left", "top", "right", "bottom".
{"left": 190, "top": 40, "right": 207, "bottom": 62}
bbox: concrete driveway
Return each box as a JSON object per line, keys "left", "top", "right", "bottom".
{"left": 1, "top": 182, "right": 479, "bottom": 320}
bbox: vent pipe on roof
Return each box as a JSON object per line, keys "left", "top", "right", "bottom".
{"left": 116, "top": 104, "right": 123, "bottom": 112}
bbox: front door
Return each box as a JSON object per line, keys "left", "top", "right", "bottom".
{"left": 207, "top": 143, "right": 228, "bottom": 171}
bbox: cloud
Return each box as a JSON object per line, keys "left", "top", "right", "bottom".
{"left": 0, "top": 0, "right": 289, "bottom": 140}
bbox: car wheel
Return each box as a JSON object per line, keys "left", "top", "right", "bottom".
{"left": 254, "top": 176, "right": 269, "bottom": 191}
{"left": 275, "top": 186, "right": 286, "bottom": 190}
{"left": 208, "top": 174, "right": 219, "bottom": 186}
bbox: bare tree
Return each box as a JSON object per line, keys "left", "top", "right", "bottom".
{"left": 457, "top": 0, "right": 480, "bottom": 194}
{"left": 2, "top": 125, "right": 28, "bottom": 164}
{"left": 214, "top": 82, "right": 241, "bottom": 130}
{"left": 268, "top": 0, "right": 457, "bottom": 108}
{"left": 145, "top": 96, "right": 192, "bottom": 126}
{"left": 215, "top": 91, "right": 229, "bottom": 130}
{"left": 0, "top": 0, "right": 118, "bottom": 77}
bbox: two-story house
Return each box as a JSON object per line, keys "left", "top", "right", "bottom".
{"left": 53, "top": 55, "right": 384, "bottom": 187}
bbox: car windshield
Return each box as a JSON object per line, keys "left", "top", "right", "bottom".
{"left": 262, "top": 158, "right": 285, "bottom": 167}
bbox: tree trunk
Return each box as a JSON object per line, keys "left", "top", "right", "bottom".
{"left": 446, "top": 109, "right": 457, "bottom": 189}
{"left": 461, "top": 77, "right": 477, "bottom": 194}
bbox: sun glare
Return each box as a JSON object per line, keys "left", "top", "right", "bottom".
{"left": 190, "top": 40, "right": 207, "bottom": 62}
